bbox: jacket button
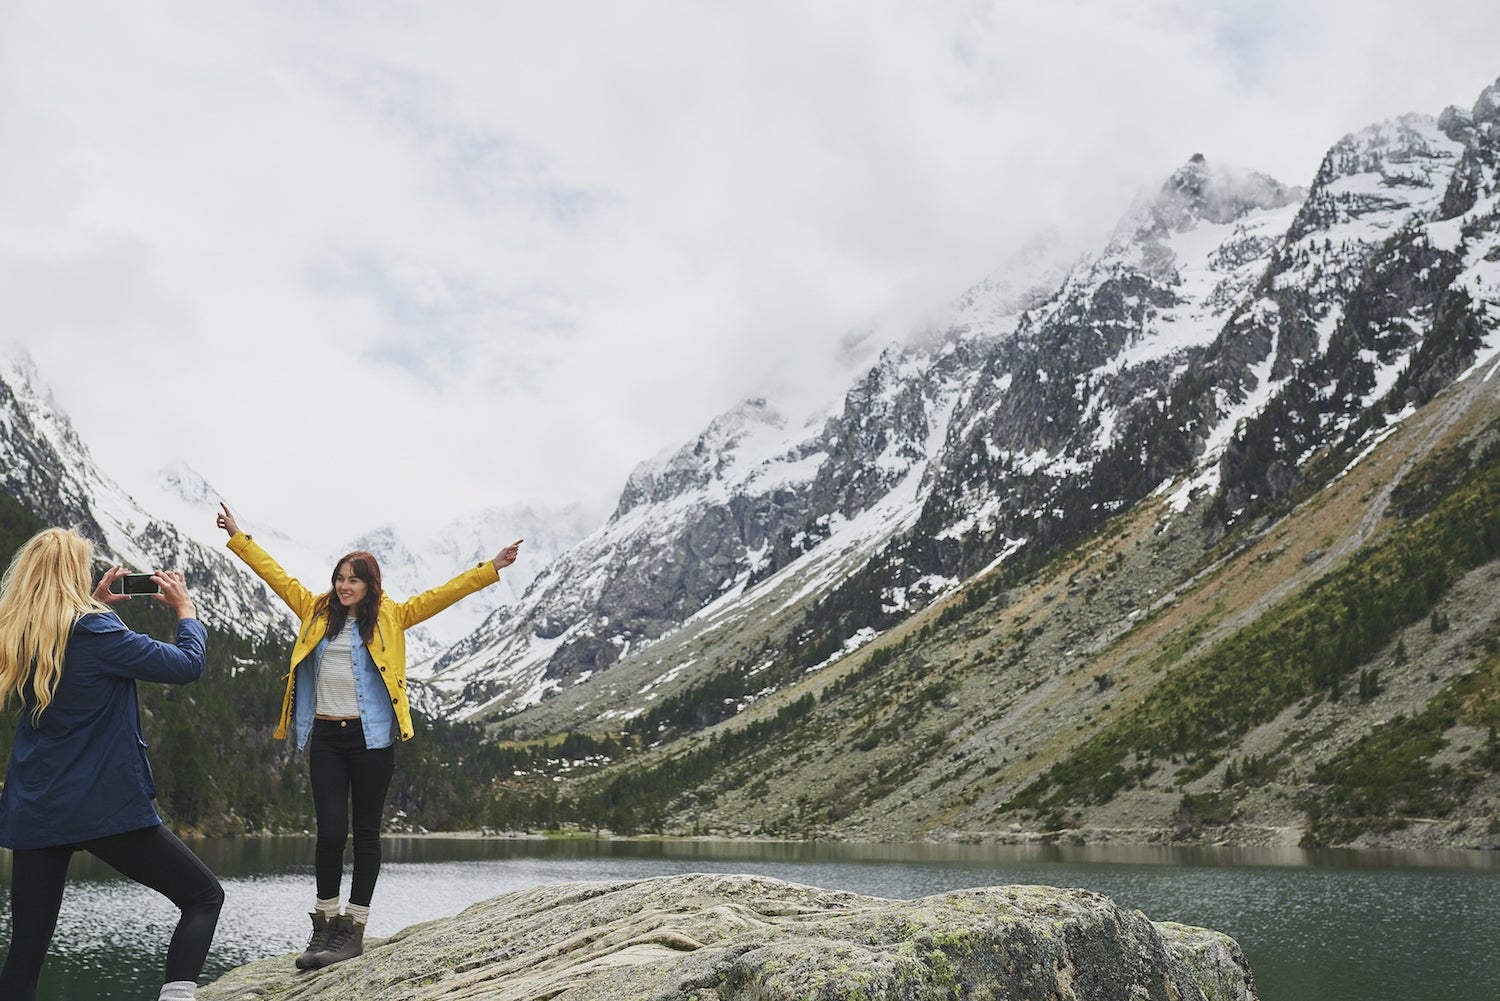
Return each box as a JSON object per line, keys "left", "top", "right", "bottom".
{"left": 391, "top": 698, "right": 398, "bottom": 705}
{"left": 379, "top": 665, "right": 386, "bottom": 672}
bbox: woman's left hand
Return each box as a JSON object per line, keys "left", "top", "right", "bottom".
{"left": 492, "top": 539, "right": 523, "bottom": 572}
{"left": 94, "top": 566, "right": 132, "bottom": 605}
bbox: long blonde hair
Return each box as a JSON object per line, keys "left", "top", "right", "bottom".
{"left": 0, "top": 528, "right": 108, "bottom": 722}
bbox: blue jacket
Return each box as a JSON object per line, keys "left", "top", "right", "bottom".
{"left": 0, "top": 612, "right": 208, "bottom": 850}
{"left": 291, "top": 629, "right": 397, "bottom": 751}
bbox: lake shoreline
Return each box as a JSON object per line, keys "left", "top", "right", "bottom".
{"left": 190, "top": 826, "right": 1500, "bottom": 872}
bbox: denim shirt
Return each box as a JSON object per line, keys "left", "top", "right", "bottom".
{"left": 291, "top": 627, "right": 397, "bottom": 751}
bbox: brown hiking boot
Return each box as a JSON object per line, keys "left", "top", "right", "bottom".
{"left": 314, "top": 914, "right": 365, "bottom": 968}
{"left": 294, "top": 912, "right": 332, "bottom": 970}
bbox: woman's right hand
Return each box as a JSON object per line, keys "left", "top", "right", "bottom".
{"left": 216, "top": 502, "right": 240, "bottom": 537}
{"left": 153, "top": 570, "right": 198, "bottom": 620}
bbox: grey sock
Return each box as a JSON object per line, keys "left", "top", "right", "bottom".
{"left": 158, "top": 981, "right": 195, "bottom": 1001}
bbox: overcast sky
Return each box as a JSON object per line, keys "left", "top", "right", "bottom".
{"left": 2, "top": 1, "right": 1498, "bottom": 548}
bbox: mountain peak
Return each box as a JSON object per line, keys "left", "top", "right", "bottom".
{"left": 156, "top": 462, "right": 219, "bottom": 505}
{"left": 1438, "top": 74, "right": 1500, "bottom": 141}
{"left": 1473, "top": 74, "right": 1500, "bottom": 127}
{"left": 1154, "top": 155, "right": 1301, "bottom": 229}
{"left": 1102, "top": 156, "right": 1303, "bottom": 277}
{"left": 613, "top": 398, "right": 788, "bottom": 517}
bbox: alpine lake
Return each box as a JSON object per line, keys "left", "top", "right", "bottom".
{"left": 1, "top": 835, "right": 1495, "bottom": 1001}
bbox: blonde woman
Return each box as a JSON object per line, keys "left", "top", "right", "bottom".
{"left": 0, "top": 529, "right": 221, "bottom": 1001}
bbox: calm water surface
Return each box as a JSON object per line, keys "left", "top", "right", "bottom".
{"left": 1, "top": 836, "right": 1496, "bottom": 1001}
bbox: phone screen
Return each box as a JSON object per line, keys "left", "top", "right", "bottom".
{"left": 110, "top": 573, "right": 161, "bottom": 595}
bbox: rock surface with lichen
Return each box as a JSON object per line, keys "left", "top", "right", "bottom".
{"left": 197, "top": 873, "right": 1258, "bottom": 1001}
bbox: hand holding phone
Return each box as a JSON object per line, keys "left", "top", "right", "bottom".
{"left": 97, "top": 567, "right": 194, "bottom": 618}
{"left": 109, "top": 573, "right": 162, "bottom": 596}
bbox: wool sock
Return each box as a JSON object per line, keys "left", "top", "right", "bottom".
{"left": 158, "top": 981, "right": 195, "bottom": 1001}
{"left": 315, "top": 896, "right": 341, "bottom": 919}
{"left": 344, "top": 902, "right": 370, "bottom": 925}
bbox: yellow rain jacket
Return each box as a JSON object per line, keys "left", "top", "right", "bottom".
{"left": 226, "top": 531, "right": 499, "bottom": 744}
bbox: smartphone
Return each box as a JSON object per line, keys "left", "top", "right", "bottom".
{"left": 109, "top": 573, "right": 161, "bottom": 596}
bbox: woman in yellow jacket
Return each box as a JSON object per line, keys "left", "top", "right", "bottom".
{"left": 216, "top": 503, "right": 520, "bottom": 970}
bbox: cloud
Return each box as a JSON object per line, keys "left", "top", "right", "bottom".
{"left": 3, "top": 0, "right": 1498, "bottom": 546}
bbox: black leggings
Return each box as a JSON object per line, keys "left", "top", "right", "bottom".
{"left": 0, "top": 824, "right": 223, "bottom": 1000}
{"left": 308, "top": 717, "right": 395, "bottom": 907}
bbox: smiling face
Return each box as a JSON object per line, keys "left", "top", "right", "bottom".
{"left": 333, "top": 561, "right": 369, "bottom": 609}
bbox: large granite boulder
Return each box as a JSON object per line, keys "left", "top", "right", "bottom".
{"left": 199, "top": 873, "right": 1258, "bottom": 1001}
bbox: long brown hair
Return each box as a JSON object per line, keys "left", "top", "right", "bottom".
{"left": 313, "top": 551, "right": 383, "bottom": 645}
{"left": 0, "top": 528, "right": 109, "bottom": 721}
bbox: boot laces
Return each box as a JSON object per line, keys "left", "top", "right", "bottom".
{"left": 306, "top": 919, "right": 331, "bottom": 951}
{"left": 324, "top": 919, "right": 357, "bottom": 952}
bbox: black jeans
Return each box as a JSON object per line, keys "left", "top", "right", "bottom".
{"left": 0, "top": 824, "right": 223, "bottom": 1000}
{"left": 308, "top": 717, "right": 395, "bottom": 907}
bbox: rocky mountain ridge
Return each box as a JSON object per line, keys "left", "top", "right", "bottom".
{"left": 460, "top": 73, "right": 1500, "bottom": 851}
{"left": 423, "top": 76, "right": 1499, "bottom": 746}
{"left": 419, "top": 158, "right": 1300, "bottom": 719}
{"left": 3, "top": 73, "right": 1498, "bottom": 853}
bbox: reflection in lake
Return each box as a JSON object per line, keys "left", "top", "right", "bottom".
{"left": 1, "top": 837, "right": 1496, "bottom": 1001}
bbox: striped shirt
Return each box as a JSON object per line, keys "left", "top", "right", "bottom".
{"left": 315, "top": 622, "right": 361, "bottom": 717}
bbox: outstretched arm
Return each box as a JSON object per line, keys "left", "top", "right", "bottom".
{"left": 216, "top": 501, "right": 320, "bottom": 619}
{"left": 393, "top": 539, "right": 521, "bottom": 628}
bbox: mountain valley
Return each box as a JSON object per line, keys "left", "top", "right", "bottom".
{"left": 3, "top": 73, "right": 1500, "bottom": 850}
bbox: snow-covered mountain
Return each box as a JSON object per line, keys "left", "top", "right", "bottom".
{"left": 5, "top": 73, "right": 1497, "bottom": 748}
{"left": 0, "top": 356, "right": 588, "bottom": 666}
{"left": 412, "top": 155, "right": 1296, "bottom": 718}
{"left": 410, "top": 239, "right": 1075, "bottom": 717}
{"left": 419, "top": 74, "right": 1500, "bottom": 729}
{"left": 0, "top": 352, "right": 292, "bottom": 644}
